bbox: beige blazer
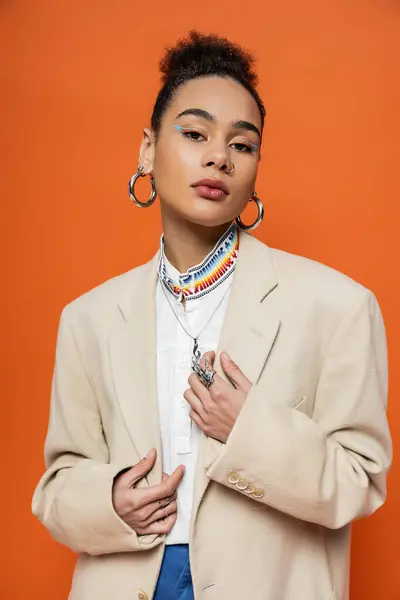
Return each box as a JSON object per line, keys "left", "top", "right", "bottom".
{"left": 32, "top": 231, "right": 391, "bottom": 600}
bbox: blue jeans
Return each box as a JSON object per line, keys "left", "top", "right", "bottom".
{"left": 153, "top": 544, "right": 194, "bottom": 600}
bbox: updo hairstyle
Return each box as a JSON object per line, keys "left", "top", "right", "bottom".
{"left": 150, "top": 31, "right": 266, "bottom": 135}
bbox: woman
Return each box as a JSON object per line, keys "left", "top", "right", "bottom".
{"left": 32, "top": 31, "right": 391, "bottom": 600}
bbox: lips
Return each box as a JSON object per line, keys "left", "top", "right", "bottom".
{"left": 191, "top": 178, "right": 230, "bottom": 200}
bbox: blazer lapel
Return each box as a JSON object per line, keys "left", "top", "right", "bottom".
{"left": 107, "top": 231, "right": 280, "bottom": 503}
{"left": 191, "top": 231, "right": 281, "bottom": 525}
{"left": 214, "top": 231, "right": 281, "bottom": 387}
{"left": 108, "top": 253, "right": 162, "bottom": 488}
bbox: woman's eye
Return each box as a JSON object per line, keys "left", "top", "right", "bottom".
{"left": 183, "top": 130, "right": 205, "bottom": 141}
{"left": 231, "top": 142, "right": 256, "bottom": 153}
{"left": 174, "top": 125, "right": 206, "bottom": 141}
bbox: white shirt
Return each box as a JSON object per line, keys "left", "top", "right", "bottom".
{"left": 156, "top": 256, "right": 234, "bottom": 544}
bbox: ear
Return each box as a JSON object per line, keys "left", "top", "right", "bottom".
{"left": 138, "top": 128, "right": 156, "bottom": 174}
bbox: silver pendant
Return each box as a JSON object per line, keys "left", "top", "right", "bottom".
{"left": 191, "top": 338, "right": 202, "bottom": 371}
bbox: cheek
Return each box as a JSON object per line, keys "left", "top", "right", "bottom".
{"left": 152, "top": 136, "right": 259, "bottom": 222}
{"left": 152, "top": 141, "right": 199, "bottom": 197}
{"left": 154, "top": 139, "right": 198, "bottom": 177}
{"left": 233, "top": 161, "right": 258, "bottom": 202}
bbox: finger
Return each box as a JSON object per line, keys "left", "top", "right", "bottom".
{"left": 142, "top": 500, "right": 178, "bottom": 527}
{"left": 118, "top": 448, "right": 157, "bottom": 488}
{"left": 220, "top": 352, "right": 252, "bottom": 392}
{"left": 139, "top": 489, "right": 178, "bottom": 519}
{"left": 188, "top": 350, "right": 218, "bottom": 397}
{"left": 131, "top": 473, "right": 179, "bottom": 511}
{"left": 189, "top": 409, "right": 206, "bottom": 432}
{"left": 183, "top": 387, "right": 208, "bottom": 419}
{"left": 144, "top": 465, "right": 185, "bottom": 504}
{"left": 199, "top": 350, "right": 216, "bottom": 370}
{"left": 136, "top": 511, "right": 178, "bottom": 536}
{"left": 188, "top": 372, "right": 212, "bottom": 401}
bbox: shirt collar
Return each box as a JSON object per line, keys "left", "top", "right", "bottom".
{"left": 157, "top": 222, "right": 239, "bottom": 302}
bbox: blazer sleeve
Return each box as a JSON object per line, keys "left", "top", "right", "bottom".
{"left": 32, "top": 306, "right": 161, "bottom": 555}
{"left": 206, "top": 290, "right": 392, "bottom": 529}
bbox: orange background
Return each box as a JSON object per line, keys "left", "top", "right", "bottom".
{"left": 1, "top": 1, "right": 399, "bottom": 599}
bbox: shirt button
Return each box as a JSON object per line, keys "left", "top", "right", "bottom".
{"left": 137, "top": 592, "right": 148, "bottom": 600}
{"left": 227, "top": 472, "right": 240, "bottom": 484}
{"left": 176, "top": 436, "right": 191, "bottom": 454}
{"left": 174, "top": 392, "right": 187, "bottom": 408}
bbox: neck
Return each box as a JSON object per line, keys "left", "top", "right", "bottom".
{"left": 161, "top": 206, "right": 233, "bottom": 273}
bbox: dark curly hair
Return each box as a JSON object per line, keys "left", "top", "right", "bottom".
{"left": 151, "top": 31, "right": 266, "bottom": 135}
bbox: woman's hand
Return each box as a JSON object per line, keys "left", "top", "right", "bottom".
{"left": 184, "top": 351, "right": 252, "bottom": 443}
{"left": 112, "top": 448, "right": 184, "bottom": 536}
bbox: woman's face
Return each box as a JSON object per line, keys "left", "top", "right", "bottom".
{"left": 139, "top": 76, "right": 262, "bottom": 227}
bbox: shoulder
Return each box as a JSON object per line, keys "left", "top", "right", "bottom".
{"left": 272, "top": 247, "right": 368, "bottom": 296}
{"left": 247, "top": 233, "right": 376, "bottom": 311}
{"left": 60, "top": 257, "right": 156, "bottom": 325}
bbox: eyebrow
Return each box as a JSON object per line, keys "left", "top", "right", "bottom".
{"left": 176, "top": 108, "right": 261, "bottom": 139}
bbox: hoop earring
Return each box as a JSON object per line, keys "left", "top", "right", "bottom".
{"left": 128, "top": 165, "right": 157, "bottom": 208}
{"left": 235, "top": 192, "right": 264, "bottom": 231}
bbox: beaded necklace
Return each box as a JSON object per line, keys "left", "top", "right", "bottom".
{"left": 157, "top": 222, "right": 239, "bottom": 369}
{"left": 157, "top": 222, "right": 239, "bottom": 307}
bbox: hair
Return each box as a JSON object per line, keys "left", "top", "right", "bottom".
{"left": 150, "top": 31, "right": 266, "bottom": 135}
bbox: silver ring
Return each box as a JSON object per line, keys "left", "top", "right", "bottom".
{"left": 159, "top": 497, "right": 171, "bottom": 508}
{"left": 193, "top": 357, "right": 217, "bottom": 388}
{"left": 225, "top": 162, "right": 235, "bottom": 174}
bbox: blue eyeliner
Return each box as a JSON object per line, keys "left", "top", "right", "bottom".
{"left": 174, "top": 124, "right": 259, "bottom": 152}
{"left": 174, "top": 125, "right": 188, "bottom": 133}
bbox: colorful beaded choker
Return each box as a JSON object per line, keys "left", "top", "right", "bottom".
{"left": 157, "top": 222, "right": 239, "bottom": 303}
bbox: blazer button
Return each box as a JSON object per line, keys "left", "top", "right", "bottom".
{"left": 244, "top": 483, "right": 256, "bottom": 494}
{"left": 227, "top": 472, "right": 240, "bottom": 484}
{"left": 236, "top": 478, "right": 249, "bottom": 490}
{"left": 137, "top": 591, "right": 148, "bottom": 600}
{"left": 252, "top": 488, "right": 265, "bottom": 499}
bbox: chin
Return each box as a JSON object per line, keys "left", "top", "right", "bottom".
{"left": 183, "top": 209, "right": 234, "bottom": 229}
{"left": 179, "top": 198, "right": 236, "bottom": 228}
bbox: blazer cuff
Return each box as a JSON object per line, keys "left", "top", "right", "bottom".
{"left": 41, "top": 462, "right": 163, "bottom": 555}
{"left": 205, "top": 385, "right": 269, "bottom": 500}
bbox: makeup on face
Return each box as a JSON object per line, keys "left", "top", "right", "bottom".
{"left": 173, "top": 109, "right": 261, "bottom": 153}
{"left": 175, "top": 108, "right": 261, "bottom": 139}
{"left": 174, "top": 125, "right": 259, "bottom": 152}
{"left": 190, "top": 177, "right": 230, "bottom": 201}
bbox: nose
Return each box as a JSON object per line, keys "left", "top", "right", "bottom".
{"left": 202, "top": 142, "right": 232, "bottom": 173}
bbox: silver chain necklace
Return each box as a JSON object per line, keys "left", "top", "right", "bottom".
{"left": 159, "top": 279, "right": 231, "bottom": 371}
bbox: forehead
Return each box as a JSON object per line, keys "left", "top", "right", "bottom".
{"left": 165, "top": 76, "right": 262, "bottom": 130}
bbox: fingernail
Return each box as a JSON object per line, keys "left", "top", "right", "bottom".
{"left": 146, "top": 449, "right": 153, "bottom": 458}
{"left": 221, "top": 352, "right": 231, "bottom": 361}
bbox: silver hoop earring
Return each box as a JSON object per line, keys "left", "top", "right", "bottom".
{"left": 235, "top": 192, "right": 264, "bottom": 231}
{"left": 128, "top": 165, "right": 157, "bottom": 208}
